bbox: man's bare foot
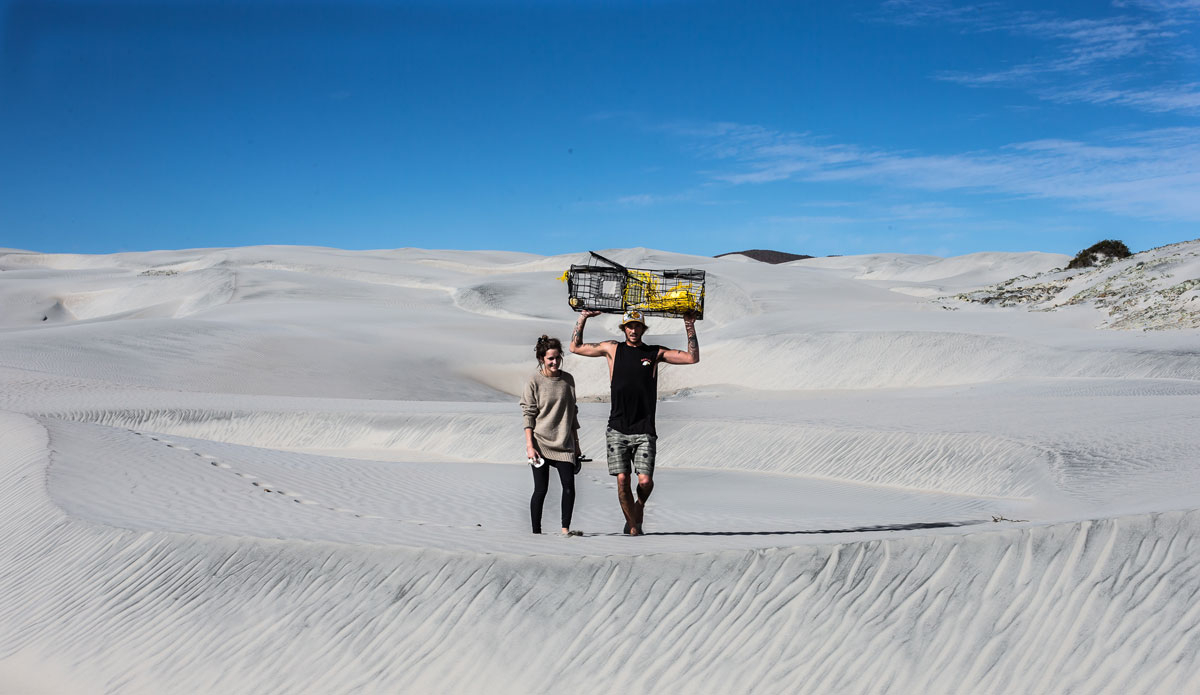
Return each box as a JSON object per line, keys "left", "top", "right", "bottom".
{"left": 618, "top": 487, "right": 638, "bottom": 535}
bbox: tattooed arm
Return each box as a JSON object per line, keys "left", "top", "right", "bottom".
{"left": 660, "top": 312, "right": 700, "bottom": 365}
{"left": 569, "top": 310, "right": 616, "bottom": 358}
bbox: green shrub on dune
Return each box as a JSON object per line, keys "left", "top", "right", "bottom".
{"left": 1067, "top": 239, "right": 1132, "bottom": 269}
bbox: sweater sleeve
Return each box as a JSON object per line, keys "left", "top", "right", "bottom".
{"left": 565, "top": 373, "right": 580, "bottom": 431}
{"left": 520, "top": 376, "right": 539, "bottom": 430}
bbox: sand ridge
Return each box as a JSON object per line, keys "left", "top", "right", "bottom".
{"left": 1, "top": 243, "right": 1199, "bottom": 693}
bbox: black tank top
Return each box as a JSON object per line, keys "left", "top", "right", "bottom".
{"left": 608, "top": 342, "right": 661, "bottom": 436}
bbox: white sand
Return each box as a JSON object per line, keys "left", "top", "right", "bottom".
{"left": 1, "top": 242, "right": 1199, "bottom": 693}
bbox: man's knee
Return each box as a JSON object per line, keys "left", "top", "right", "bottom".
{"left": 637, "top": 474, "right": 653, "bottom": 487}
{"left": 616, "top": 472, "right": 632, "bottom": 487}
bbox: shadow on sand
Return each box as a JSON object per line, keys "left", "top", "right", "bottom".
{"left": 608, "top": 520, "right": 989, "bottom": 537}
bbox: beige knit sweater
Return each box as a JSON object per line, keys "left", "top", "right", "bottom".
{"left": 520, "top": 369, "right": 580, "bottom": 461}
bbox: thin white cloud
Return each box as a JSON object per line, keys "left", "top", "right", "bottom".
{"left": 935, "top": 14, "right": 1180, "bottom": 77}
{"left": 884, "top": 0, "right": 1199, "bottom": 114}
{"left": 681, "top": 121, "right": 1200, "bottom": 221}
{"left": 937, "top": 65, "right": 1040, "bottom": 86}
{"left": 671, "top": 123, "right": 882, "bottom": 185}
{"left": 1023, "top": 16, "right": 1178, "bottom": 61}
{"left": 613, "top": 194, "right": 655, "bottom": 206}
{"left": 765, "top": 214, "right": 865, "bottom": 225}
{"left": 1047, "top": 81, "right": 1200, "bottom": 113}
{"left": 605, "top": 191, "right": 695, "bottom": 208}
{"left": 1113, "top": 0, "right": 1200, "bottom": 13}
{"left": 877, "top": 0, "right": 1010, "bottom": 29}
{"left": 766, "top": 202, "right": 971, "bottom": 227}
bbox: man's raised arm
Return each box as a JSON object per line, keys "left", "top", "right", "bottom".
{"left": 569, "top": 310, "right": 615, "bottom": 358}
{"left": 659, "top": 313, "right": 700, "bottom": 365}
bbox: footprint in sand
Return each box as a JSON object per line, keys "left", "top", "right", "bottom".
{"left": 136, "top": 428, "right": 477, "bottom": 532}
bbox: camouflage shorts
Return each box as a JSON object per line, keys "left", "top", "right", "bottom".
{"left": 606, "top": 427, "right": 656, "bottom": 477}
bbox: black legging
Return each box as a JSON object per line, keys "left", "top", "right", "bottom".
{"left": 530, "top": 457, "right": 575, "bottom": 533}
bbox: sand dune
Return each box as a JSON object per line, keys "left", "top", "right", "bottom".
{"left": 1, "top": 243, "right": 1199, "bottom": 693}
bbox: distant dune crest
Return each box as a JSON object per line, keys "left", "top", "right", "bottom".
{"left": 715, "top": 249, "right": 814, "bottom": 264}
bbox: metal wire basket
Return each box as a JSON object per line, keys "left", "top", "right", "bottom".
{"left": 565, "top": 252, "right": 705, "bottom": 319}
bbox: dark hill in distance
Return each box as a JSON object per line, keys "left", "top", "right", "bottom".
{"left": 715, "top": 249, "right": 814, "bottom": 264}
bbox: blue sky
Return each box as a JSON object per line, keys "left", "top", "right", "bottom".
{"left": 2, "top": 0, "right": 1198, "bottom": 257}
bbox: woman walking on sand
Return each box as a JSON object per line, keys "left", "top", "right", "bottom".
{"left": 521, "top": 335, "right": 583, "bottom": 536}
